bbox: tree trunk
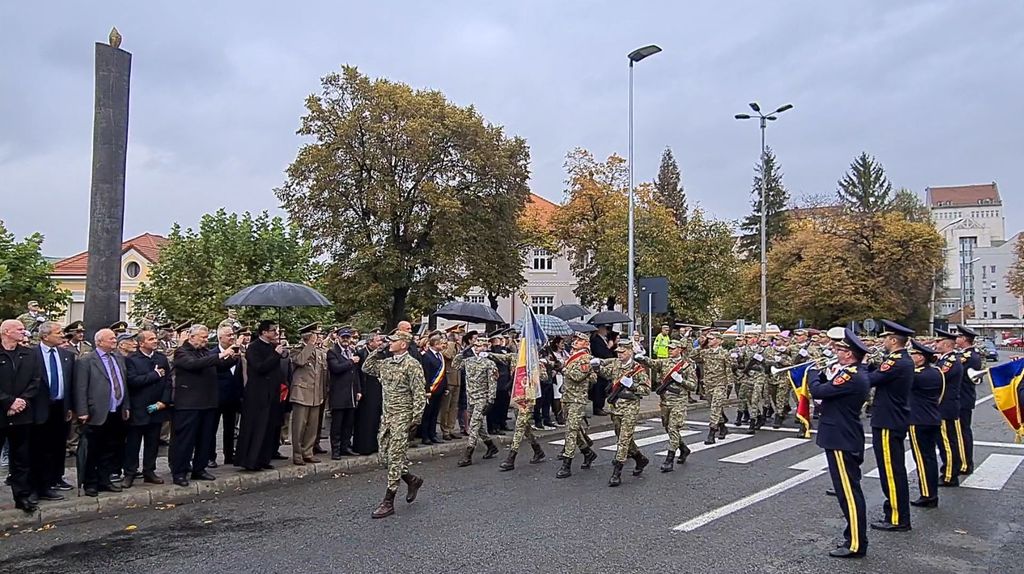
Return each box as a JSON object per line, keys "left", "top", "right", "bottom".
{"left": 606, "top": 296, "right": 616, "bottom": 311}
{"left": 387, "top": 286, "right": 410, "bottom": 331}
{"left": 487, "top": 292, "right": 499, "bottom": 311}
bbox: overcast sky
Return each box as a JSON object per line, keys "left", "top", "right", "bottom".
{"left": 2, "top": 1, "right": 1022, "bottom": 257}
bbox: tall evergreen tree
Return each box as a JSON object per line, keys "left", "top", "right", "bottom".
{"left": 739, "top": 146, "right": 789, "bottom": 261}
{"left": 837, "top": 152, "right": 893, "bottom": 213}
{"left": 653, "top": 146, "right": 688, "bottom": 227}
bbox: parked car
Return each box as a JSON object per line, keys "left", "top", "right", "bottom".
{"left": 1004, "top": 337, "right": 1024, "bottom": 348}
{"left": 982, "top": 339, "right": 999, "bottom": 361}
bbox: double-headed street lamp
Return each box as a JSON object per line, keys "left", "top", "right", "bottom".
{"left": 626, "top": 44, "right": 661, "bottom": 325}
{"left": 734, "top": 102, "right": 793, "bottom": 332}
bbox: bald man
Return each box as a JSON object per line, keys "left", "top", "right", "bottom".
{"left": 74, "top": 328, "right": 131, "bottom": 496}
{"left": 396, "top": 321, "right": 422, "bottom": 363}
{"left": 1, "top": 319, "right": 42, "bottom": 512}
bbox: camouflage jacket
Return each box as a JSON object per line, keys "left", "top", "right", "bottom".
{"left": 692, "top": 346, "right": 734, "bottom": 389}
{"left": 464, "top": 355, "right": 498, "bottom": 405}
{"left": 595, "top": 358, "right": 651, "bottom": 404}
{"left": 638, "top": 355, "right": 697, "bottom": 399}
{"left": 561, "top": 350, "right": 597, "bottom": 405}
{"left": 362, "top": 350, "right": 427, "bottom": 419}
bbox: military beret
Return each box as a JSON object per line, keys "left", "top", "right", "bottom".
{"left": 878, "top": 320, "right": 914, "bottom": 338}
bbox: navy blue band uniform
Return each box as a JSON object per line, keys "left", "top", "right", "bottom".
{"left": 956, "top": 323, "right": 982, "bottom": 476}
{"left": 907, "top": 339, "right": 943, "bottom": 507}
{"left": 934, "top": 329, "right": 963, "bottom": 486}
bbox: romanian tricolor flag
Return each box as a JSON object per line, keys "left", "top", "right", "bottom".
{"left": 787, "top": 362, "right": 813, "bottom": 438}
{"left": 511, "top": 300, "right": 547, "bottom": 406}
{"left": 986, "top": 357, "right": 1024, "bottom": 442}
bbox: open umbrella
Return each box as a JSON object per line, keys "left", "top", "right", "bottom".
{"left": 512, "top": 314, "right": 573, "bottom": 337}
{"left": 433, "top": 301, "right": 504, "bottom": 324}
{"left": 567, "top": 321, "right": 597, "bottom": 333}
{"left": 550, "top": 304, "right": 592, "bottom": 321}
{"left": 224, "top": 281, "right": 331, "bottom": 307}
{"left": 588, "top": 310, "right": 632, "bottom": 325}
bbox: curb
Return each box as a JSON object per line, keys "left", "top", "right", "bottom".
{"left": 0, "top": 403, "right": 698, "bottom": 532}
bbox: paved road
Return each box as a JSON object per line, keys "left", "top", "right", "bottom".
{"left": 2, "top": 374, "right": 1022, "bottom": 573}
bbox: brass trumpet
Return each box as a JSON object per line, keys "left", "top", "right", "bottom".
{"left": 770, "top": 356, "right": 834, "bottom": 376}
{"left": 967, "top": 368, "right": 988, "bottom": 381}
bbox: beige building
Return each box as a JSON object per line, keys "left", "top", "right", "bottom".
{"left": 49, "top": 233, "right": 168, "bottom": 326}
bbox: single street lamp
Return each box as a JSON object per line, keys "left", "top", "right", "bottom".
{"left": 929, "top": 218, "right": 963, "bottom": 334}
{"left": 734, "top": 102, "right": 793, "bottom": 332}
{"left": 963, "top": 256, "right": 982, "bottom": 323}
{"left": 626, "top": 44, "right": 661, "bottom": 324}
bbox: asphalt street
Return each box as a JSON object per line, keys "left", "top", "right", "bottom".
{"left": 2, "top": 368, "right": 1022, "bottom": 573}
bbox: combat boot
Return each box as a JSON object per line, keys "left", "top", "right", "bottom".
{"left": 773, "top": 414, "right": 783, "bottom": 429}
{"left": 755, "top": 414, "right": 766, "bottom": 430}
{"left": 457, "top": 447, "right": 474, "bottom": 467}
{"left": 401, "top": 473, "right": 424, "bottom": 503}
{"left": 555, "top": 457, "right": 573, "bottom": 479}
{"left": 743, "top": 416, "right": 757, "bottom": 435}
{"left": 482, "top": 440, "right": 500, "bottom": 460}
{"left": 661, "top": 450, "right": 675, "bottom": 473}
{"left": 735, "top": 410, "right": 745, "bottom": 425}
{"left": 705, "top": 427, "right": 717, "bottom": 445}
{"left": 581, "top": 447, "right": 598, "bottom": 469}
{"left": 677, "top": 443, "right": 691, "bottom": 465}
{"left": 529, "top": 443, "right": 545, "bottom": 464}
{"left": 718, "top": 421, "right": 728, "bottom": 439}
{"left": 608, "top": 461, "right": 623, "bottom": 487}
{"left": 499, "top": 450, "right": 517, "bottom": 471}
{"left": 371, "top": 489, "right": 397, "bottom": 519}
{"left": 632, "top": 451, "right": 649, "bottom": 476}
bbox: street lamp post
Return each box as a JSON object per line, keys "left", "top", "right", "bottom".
{"left": 963, "top": 256, "right": 981, "bottom": 324}
{"left": 735, "top": 102, "right": 793, "bottom": 332}
{"left": 930, "top": 218, "right": 963, "bottom": 334}
{"left": 626, "top": 44, "right": 661, "bottom": 325}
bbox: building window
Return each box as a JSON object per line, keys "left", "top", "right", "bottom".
{"left": 464, "top": 294, "right": 485, "bottom": 304}
{"left": 992, "top": 296, "right": 997, "bottom": 305}
{"left": 531, "top": 249, "right": 553, "bottom": 271}
{"left": 531, "top": 295, "right": 554, "bottom": 316}
{"left": 125, "top": 261, "right": 141, "bottom": 278}
{"left": 991, "top": 265, "right": 996, "bottom": 274}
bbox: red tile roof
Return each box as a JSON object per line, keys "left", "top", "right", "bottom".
{"left": 926, "top": 183, "right": 1000, "bottom": 208}
{"left": 524, "top": 193, "right": 559, "bottom": 226}
{"left": 51, "top": 232, "right": 168, "bottom": 276}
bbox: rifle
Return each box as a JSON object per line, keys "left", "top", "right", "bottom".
{"left": 655, "top": 361, "right": 687, "bottom": 395}
{"left": 606, "top": 364, "right": 643, "bottom": 404}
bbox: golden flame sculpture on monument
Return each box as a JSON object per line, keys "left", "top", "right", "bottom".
{"left": 109, "top": 26, "right": 122, "bottom": 49}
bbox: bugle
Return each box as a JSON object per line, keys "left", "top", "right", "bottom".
{"left": 770, "top": 357, "right": 834, "bottom": 376}
{"left": 675, "top": 323, "right": 713, "bottom": 330}
{"left": 967, "top": 367, "right": 988, "bottom": 381}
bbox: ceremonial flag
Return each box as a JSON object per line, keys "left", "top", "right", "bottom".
{"left": 787, "top": 362, "right": 813, "bottom": 438}
{"left": 987, "top": 357, "right": 1024, "bottom": 441}
{"left": 511, "top": 301, "right": 547, "bottom": 405}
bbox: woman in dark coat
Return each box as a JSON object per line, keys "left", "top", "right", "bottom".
{"left": 352, "top": 335, "right": 383, "bottom": 456}
{"left": 234, "top": 321, "right": 287, "bottom": 471}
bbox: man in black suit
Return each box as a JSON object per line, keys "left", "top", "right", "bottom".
{"left": 123, "top": 329, "right": 173, "bottom": 487}
{"left": 326, "top": 327, "right": 362, "bottom": 458}
{"left": 590, "top": 326, "right": 615, "bottom": 416}
{"left": 1, "top": 319, "right": 42, "bottom": 512}
{"left": 29, "top": 321, "right": 75, "bottom": 502}
{"left": 73, "top": 328, "right": 130, "bottom": 497}
{"left": 170, "top": 324, "right": 237, "bottom": 487}
{"left": 418, "top": 333, "right": 446, "bottom": 445}
{"left": 210, "top": 325, "right": 245, "bottom": 467}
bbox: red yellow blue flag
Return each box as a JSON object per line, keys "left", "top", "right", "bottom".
{"left": 511, "top": 300, "right": 546, "bottom": 406}
{"left": 787, "top": 362, "right": 813, "bottom": 438}
{"left": 986, "top": 357, "right": 1024, "bottom": 442}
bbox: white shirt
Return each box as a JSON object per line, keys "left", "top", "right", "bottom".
{"left": 39, "top": 342, "right": 65, "bottom": 400}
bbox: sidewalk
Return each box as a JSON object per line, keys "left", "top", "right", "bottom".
{"left": 1, "top": 394, "right": 722, "bottom": 531}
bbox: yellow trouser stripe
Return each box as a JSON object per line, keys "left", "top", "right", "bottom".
{"left": 834, "top": 451, "right": 859, "bottom": 553}
{"left": 882, "top": 429, "right": 899, "bottom": 525}
{"left": 909, "top": 426, "right": 929, "bottom": 498}
{"left": 955, "top": 419, "right": 968, "bottom": 472}
{"left": 940, "top": 422, "right": 955, "bottom": 482}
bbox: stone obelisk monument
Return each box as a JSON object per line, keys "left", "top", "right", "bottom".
{"left": 82, "top": 28, "right": 131, "bottom": 341}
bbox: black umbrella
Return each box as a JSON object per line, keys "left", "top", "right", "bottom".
{"left": 550, "top": 304, "right": 592, "bottom": 320}
{"left": 224, "top": 281, "right": 332, "bottom": 307}
{"left": 588, "top": 310, "right": 632, "bottom": 325}
{"left": 433, "top": 301, "right": 504, "bottom": 324}
{"left": 567, "top": 321, "right": 597, "bottom": 333}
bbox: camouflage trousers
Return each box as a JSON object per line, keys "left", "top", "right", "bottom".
{"left": 465, "top": 402, "right": 490, "bottom": 450}
{"left": 737, "top": 377, "right": 752, "bottom": 411}
{"left": 610, "top": 400, "right": 641, "bottom": 463}
{"left": 377, "top": 412, "right": 412, "bottom": 490}
{"left": 660, "top": 396, "right": 689, "bottom": 450}
{"left": 707, "top": 383, "right": 728, "bottom": 427}
{"left": 766, "top": 381, "right": 789, "bottom": 413}
{"left": 510, "top": 402, "right": 539, "bottom": 452}
{"left": 561, "top": 401, "right": 591, "bottom": 459}
{"left": 748, "top": 377, "right": 765, "bottom": 414}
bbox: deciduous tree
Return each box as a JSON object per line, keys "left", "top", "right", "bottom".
{"left": 0, "top": 222, "right": 69, "bottom": 320}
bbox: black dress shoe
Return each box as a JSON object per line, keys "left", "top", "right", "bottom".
{"left": 53, "top": 479, "right": 74, "bottom": 491}
{"left": 99, "top": 483, "right": 122, "bottom": 493}
{"left": 829, "top": 547, "right": 865, "bottom": 559}
{"left": 938, "top": 478, "right": 960, "bottom": 487}
{"left": 173, "top": 476, "right": 190, "bottom": 487}
{"left": 339, "top": 448, "right": 356, "bottom": 457}
{"left": 143, "top": 473, "right": 165, "bottom": 485}
{"left": 37, "top": 489, "right": 65, "bottom": 501}
{"left": 15, "top": 498, "right": 39, "bottom": 513}
{"left": 208, "top": 460, "right": 219, "bottom": 469}
{"left": 313, "top": 445, "right": 328, "bottom": 455}
{"left": 190, "top": 471, "right": 216, "bottom": 481}
{"left": 122, "top": 474, "right": 136, "bottom": 488}
{"left": 594, "top": 409, "right": 608, "bottom": 416}
{"left": 910, "top": 497, "right": 938, "bottom": 508}
{"left": 84, "top": 488, "right": 99, "bottom": 497}
{"left": 870, "top": 520, "right": 911, "bottom": 532}
{"left": 271, "top": 452, "right": 287, "bottom": 460}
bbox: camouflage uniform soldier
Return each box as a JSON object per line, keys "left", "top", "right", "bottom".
{"left": 692, "top": 331, "right": 734, "bottom": 444}
{"left": 555, "top": 333, "right": 599, "bottom": 479}
{"left": 593, "top": 340, "right": 652, "bottom": 487}
{"left": 762, "top": 337, "right": 790, "bottom": 428}
{"left": 17, "top": 300, "right": 47, "bottom": 339}
{"left": 733, "top": 334, "right": 756, "bottom": 425}
{"left": 499, "top": 353, "right": 545, "bottom": 471}
{"left": 218, "top": 309, "right": 242, "bottom": 333}
{"left": 457, "top": 339, "right": 501, "bottom": 466}
{"left": 638, "top": 340, "right": 697, "bottom": 472}
{"left": 740, "top": 334, "right": 770, "bottom": 432}
{"left": 361, "top": 331, "right": 427, "bottom": 519}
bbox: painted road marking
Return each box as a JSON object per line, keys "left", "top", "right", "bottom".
{"left": 599, "top": 430, "right": 699, "bottom": 451}
{"left": 961, "top": 454, "right": 1024, "bottom": 490}
{"left": 865, "top": 450, "right": 916, "bottom": 478}
{"left": 548, "top": 426, "right": 650, "bottom": 446}
{"left": 720, "top": 438, "right": 808, "bottom": 464}
{"left": 656, "top": 433, "right": 753, "bottom": 456}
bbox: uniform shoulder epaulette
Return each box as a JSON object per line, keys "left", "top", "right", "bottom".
{"left": 888, "top": 352, "right": 902, "bottom": 359}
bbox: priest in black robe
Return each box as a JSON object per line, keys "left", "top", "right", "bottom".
{"left": 235, "top": 320, "right": 288, "bottom": 471}
{"left": 352, "top": 334, "right": 384, "bottom": 455}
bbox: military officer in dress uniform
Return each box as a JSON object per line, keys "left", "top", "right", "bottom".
{"left": 933, "top": 329, "right": 963, "bottom": 486}
{"left": 866, "top": 320, "right": 914, "bottom": 533}
{"left": 954, "top": 324, "right": 982, "bottom": 475}
{"left": 810, "top": 328, "right": 871, "bottom": 559}
{"left": 110, "top": 321, "right": 129, "bottom": 335}
{"left": 907, "top": 339, "right": 943, "bottom": 508}
{"left": 65, "top": 321, "right": 92, "bottom": 356}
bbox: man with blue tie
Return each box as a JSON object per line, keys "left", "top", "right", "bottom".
{"left": 73, "top": 328, "right": 131, "bottom": 497}
{"left": 29, "top": 321, "right": 76, "bottom": 502}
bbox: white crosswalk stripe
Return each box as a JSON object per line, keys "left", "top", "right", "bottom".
{"left": 548, "top": 426, "right": 651, "bottom": 446}
{"left": 720, "top": 437, "right": 808, "bottom": 464}
{"left": 961, "top": 454, "right": 1024, "bottom": 491}
{"left": 865, "top": 450, "right": 916, "bottom": 478}
{"left": 656, "top": 433, "right": 753, "bottom": 456}
{"left": 599, "top": 430, "right": 699, "bottom": 451}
